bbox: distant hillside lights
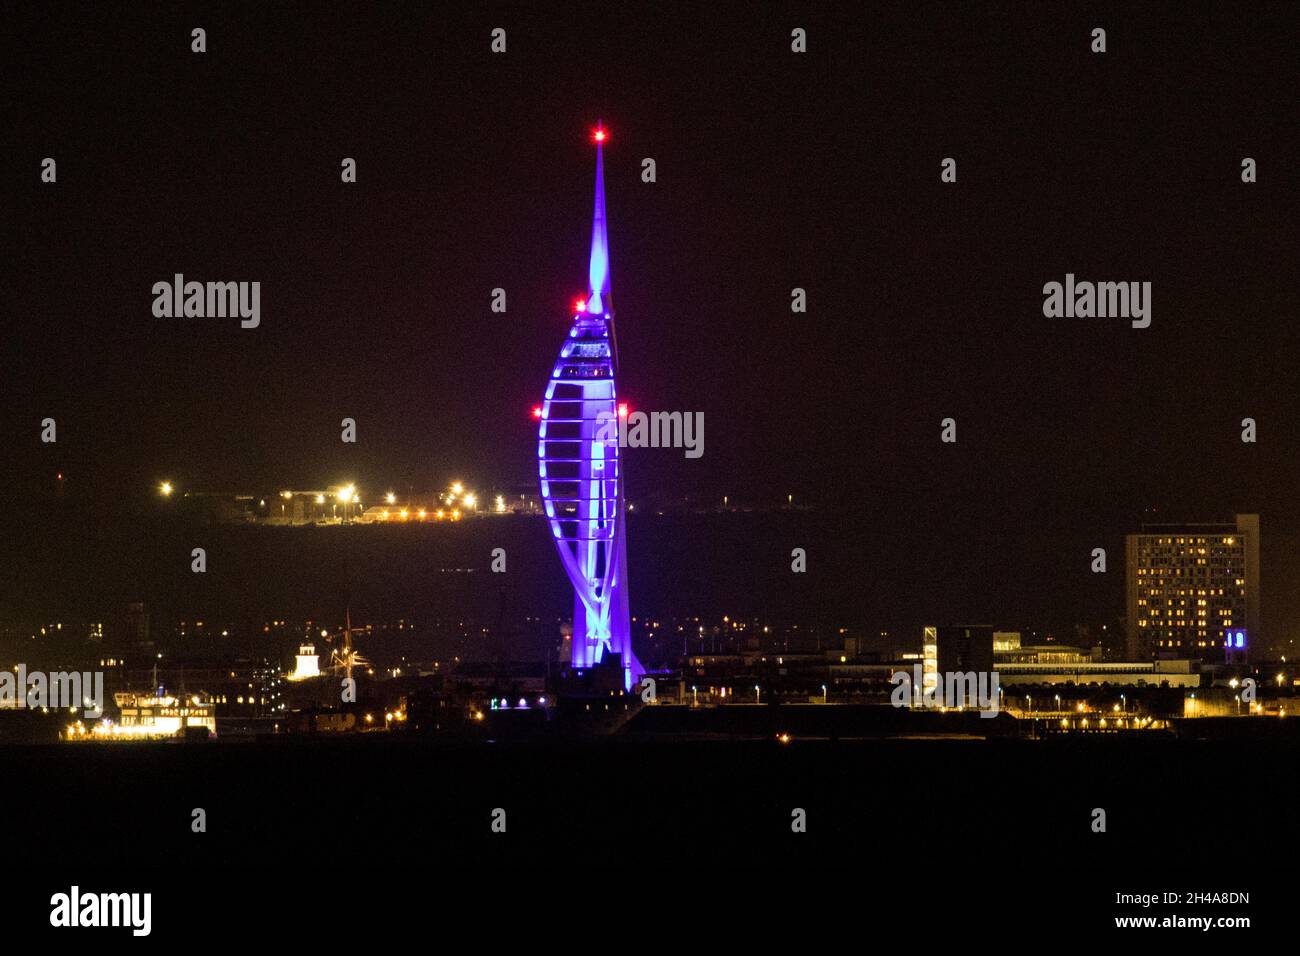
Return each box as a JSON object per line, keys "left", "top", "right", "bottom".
{"left": 155, "top": 479, "right": 525, "bottom": 524}
{"left": 152, "top": 274, "right": 260, "bottom": 328}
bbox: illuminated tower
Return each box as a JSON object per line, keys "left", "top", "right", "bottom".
{"left": 537, "top": 127, "right": 642, "bottom": 691}
{"left": 287, "top": 641, "right": 320, "bottom": 682}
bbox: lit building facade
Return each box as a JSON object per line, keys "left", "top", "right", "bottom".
{"left": 1125, "top": 514, "right": 1260, "bottom": 663}
{"left": 921, "top": 626, "right": 938, "bottom": 699}
{"left": 287, "top": 642, "right": 321, "bottom": 681}
{"left": 537, "top": 129, "right": 642, "bottom": 691}
{"left": 917, "top": 625, "right": 995, "bottom": 696}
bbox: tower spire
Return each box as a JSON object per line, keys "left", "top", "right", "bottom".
{"left": 587, "top": 123, "right": 610, "bottom": 313}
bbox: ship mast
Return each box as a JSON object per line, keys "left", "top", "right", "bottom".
{"left": 342, "top": 606, "right": 355, "bottom": 683}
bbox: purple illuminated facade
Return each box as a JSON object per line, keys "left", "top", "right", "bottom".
{"left": 537, "top": 130, "right": 642, "bottom": 691}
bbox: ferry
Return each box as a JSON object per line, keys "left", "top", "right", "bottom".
{"left": 65, "top": 689, "right": 216, "bottom": 741}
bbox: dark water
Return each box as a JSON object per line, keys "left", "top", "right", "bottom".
{"left": 16, "top": 734, "right": 1284, "bottom": 864}
{"left": 12, "top": 734, "right": 1292, "bottom": 936}
{"left": 2, "top": 507, "right": 1128, "bottom": 638}
{"left": 9, "top": 500, "right": 1300, "bottom": 659}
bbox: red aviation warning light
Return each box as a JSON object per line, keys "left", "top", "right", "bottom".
{"left": 531, "top": 405, "right": 543, "bottom": 420}
{"left": 593, "top": 127, "right": 607, "bottom": 143}
{"left": 617, "top": 402, "right": 629, "bottom": 418}
{"left": 575, "top": 298, "right": 588, "bottom": 313}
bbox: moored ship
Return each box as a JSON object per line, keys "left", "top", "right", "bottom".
{"left": 65, "top": 689, "right": 216, "bottom": 740}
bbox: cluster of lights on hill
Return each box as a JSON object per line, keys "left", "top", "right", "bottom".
{"left": 156, "top": 479, "right": 508, "bottom": 520}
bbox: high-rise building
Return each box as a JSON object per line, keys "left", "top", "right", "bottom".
{"left": 537, "top": 127, "right": 642, "bottom": 692}
{"left": 1125, "top": 514, "right": 1260, "bottom": 663}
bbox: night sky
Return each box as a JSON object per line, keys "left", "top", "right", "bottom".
{"left": 5, "top": 2, "right": 1297, "bottom": 646}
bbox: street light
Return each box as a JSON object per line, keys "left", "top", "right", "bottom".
{"left": 160, "top": 481, "right": 173, "bottom": 496}
{"left": 822, "top": 683, "right": 828, "bottom": 704}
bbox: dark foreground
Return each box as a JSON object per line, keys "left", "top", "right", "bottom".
{"left": 9, "top": 735, "right": 1287, "bottom": 938}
